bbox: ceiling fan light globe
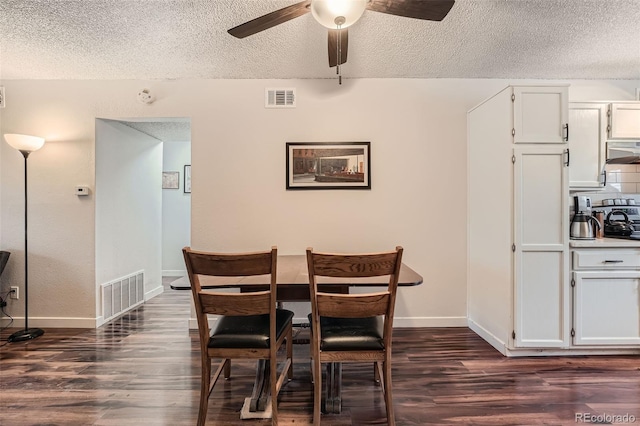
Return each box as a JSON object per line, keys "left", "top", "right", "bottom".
{"left": 311, "top": 0, "right": 367, "bottom": 29}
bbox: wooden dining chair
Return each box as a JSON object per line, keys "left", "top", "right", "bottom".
{"left": 182, "top": 246, "right": 293, "bottom": 426}
{"left": 306, "top": 246, "right": 403, "bottom": 426}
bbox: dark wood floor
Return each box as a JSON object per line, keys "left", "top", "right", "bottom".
{"left": 1, "top": 280, "right": 639, "bottom": 425}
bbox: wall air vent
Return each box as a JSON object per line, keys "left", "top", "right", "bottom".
{"left": 265, "top": 88, "right": 296, "bottom": 108}
{"left": 100, "top": 270, "right": 144, "bottom": 326}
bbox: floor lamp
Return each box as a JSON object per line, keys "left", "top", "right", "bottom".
{"left": 4, "top": 133, "right": 46, "bottom": 343}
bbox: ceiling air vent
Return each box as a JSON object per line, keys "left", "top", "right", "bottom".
{"left": 265, "top": 88, "right": 296, "bottom": 108}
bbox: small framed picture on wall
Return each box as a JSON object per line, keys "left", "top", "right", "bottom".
{"left": 184, "top": 165, "right": 191, "bottom": 193}
{"left": 162, "top": 171, "right": 179, "bottom": 189}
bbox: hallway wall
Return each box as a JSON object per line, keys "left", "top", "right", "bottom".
{"left": 162, "top": 140, "right": 191, "bottom": 276}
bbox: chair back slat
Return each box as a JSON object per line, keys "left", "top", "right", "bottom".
{"left": 200, "top": 291, "right": 271, "bottom": 316}
{"left": 187, "top": 251, "right": 273, "bottom": 277}
{"left": 309, "top": 252, "right": 399, "bottom": 278}
{"left": 316, "top": 292, "right": 390, "bottom": 318}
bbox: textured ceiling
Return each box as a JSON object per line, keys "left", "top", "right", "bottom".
{"left": 119, "top": 120, "right": 191, "bottom": 142}
{"left": 1, "top": 0, "right": 639, "bottom": 81}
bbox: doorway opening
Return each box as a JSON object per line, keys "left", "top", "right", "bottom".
{"left": 95, "top": 117, "right": 191, "bottom": 326}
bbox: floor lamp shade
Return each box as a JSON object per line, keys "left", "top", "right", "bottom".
{"left": 3, "top": 133, "right": 45, "bottom": 343}
{"left": 4, "top": 133, "right": 45, "bottom": 154}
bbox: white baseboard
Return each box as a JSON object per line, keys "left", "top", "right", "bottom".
{"left": 3, "top": 316, "right": 99, "bottom": 329}
{"left": 163, "top": 270, "right": 186, "bottom": 277}
{"left": 467, "top": 318, "right": 508, "bottom": 356}
{"left": 189, "top": 318, "right": 198, "bottom": 329}
{"left": 394, "top": 316, "right": 468, "bottom": 328}
{"left": 145, "top": 284, "right": 164, "bottom": 301}
{"left": 3, "top": 285, "right": 164, "bottom": 330}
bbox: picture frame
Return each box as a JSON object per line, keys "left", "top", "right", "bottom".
{"left": 286, "top": 142, "right": 371, "bottom": 190}
{"left": 184, "top": 165, "right": 191, "bottom": 193}
{"left": 162, "top": 171, "right": 179, "bottom": 189}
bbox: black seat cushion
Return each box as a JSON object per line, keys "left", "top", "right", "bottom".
{"left": 308, "top": 314, "right": 385, "bottom": 351}
{"left": 208, "top": 309, "right": 294, "bottom": 349}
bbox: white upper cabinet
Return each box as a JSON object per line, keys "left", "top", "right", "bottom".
{"left": 513, "top": 86, "right": 569, "bottom": 144}
{"left": 568, "top": 103, "right": 607, "bottom": 189}
{"left": 608, "top": 103, "right": 640, "bottom": 139}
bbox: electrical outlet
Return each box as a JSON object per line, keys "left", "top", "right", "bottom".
{"left": 0, "top": 86, "right": 5, "bottom": 108}
{"left": 10, "top": 286, "right": 19, "bottom": 300}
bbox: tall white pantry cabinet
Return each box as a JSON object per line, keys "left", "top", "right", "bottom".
{"left": 467, "top": 85, "right": 570, "bottom": 356}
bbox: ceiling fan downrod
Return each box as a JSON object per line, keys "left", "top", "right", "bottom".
{"left": 335, "top": 16, "right": 345, "bottom": 85}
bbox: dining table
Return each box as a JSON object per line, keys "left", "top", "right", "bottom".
{"left": 172, "top": 254, "right": 423, "bottom": 418}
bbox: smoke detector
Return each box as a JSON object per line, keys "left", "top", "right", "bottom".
{"left": 137, "top": 89, "right": 155, "bottom": 104}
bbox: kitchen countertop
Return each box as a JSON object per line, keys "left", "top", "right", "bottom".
{"left": 570, "top": 237, "right": 640, "bottom": 248}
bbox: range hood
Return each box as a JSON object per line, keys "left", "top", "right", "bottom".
{"left": 606, "top": 141, "right": 640, "bottom": 164}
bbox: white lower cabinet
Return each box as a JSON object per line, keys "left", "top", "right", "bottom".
{"left": 571, "top": 249, "right": 640, "bottom": 346}
{"left": 573, "top": 271, "right": 640, "bottom": 345}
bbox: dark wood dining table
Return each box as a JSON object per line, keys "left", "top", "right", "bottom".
{"left": 172, "top": 254, "right": 423, "bottom": 417}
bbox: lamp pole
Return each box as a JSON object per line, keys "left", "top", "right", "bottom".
{"left": 4, "top": 134, "right": 45, "bottom": 343}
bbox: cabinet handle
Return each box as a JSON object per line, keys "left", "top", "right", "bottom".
{"left": 602, "top": 170, "right": 607, "bottom": 187}
{"left": 565, "top": 149, "right": 570, "bottom": 166}
{"left": 603, "top": 260, "right": 624, "bottom": 263}
{"left": 563, "top": 123, "right": 569, "bottom": 141}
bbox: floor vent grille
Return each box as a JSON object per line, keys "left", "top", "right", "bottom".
{"left": 265, "top": 88, "right": 296, "bottom": 108}
{"left": 101, "top": 270, "right": 144, "bottom": 323}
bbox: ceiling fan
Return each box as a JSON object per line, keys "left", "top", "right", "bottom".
{"left": 228, "top": 0, "right": 455, "bottom": 83}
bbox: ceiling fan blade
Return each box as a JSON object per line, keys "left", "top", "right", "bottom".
{"left": 328, "top": 29, "right": 348, "bottom": 68}
{"left": 228, "top": 0, "right": 311, "bottom": 39}
{"left": 366, "top": 0, "right": 455, "bottom": 21}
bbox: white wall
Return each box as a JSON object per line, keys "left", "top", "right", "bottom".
{"left": 95, "top": 119, "right": 163, "bottom": 323}
{"left": 0, "top": 78, "right": 638, "bottom": 328}
{"left": 162, "top": 140, "right": 191, "bottom": 276}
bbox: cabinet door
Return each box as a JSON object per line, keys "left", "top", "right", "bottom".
{"left": 609, "top": 103, "right": 640, "bottom": 139}
{"left": 573, "top": 271, "right": 640, "bottom": 345}
{"left": 513, "top": 146, "right": 570, "bottom": 348}
{"left": 513, "top": 86, "right": 568, "bottom": 144}
{"left": 568, "top": 103, "right": 607, "bottom": 189}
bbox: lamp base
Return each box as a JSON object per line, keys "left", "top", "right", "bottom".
{"left": 8, "top": 327, "right": 45, "bottom": 343}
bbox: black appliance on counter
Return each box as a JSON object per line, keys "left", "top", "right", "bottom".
{"left": 594, "top": 205, "right": 640, "bottom": 240}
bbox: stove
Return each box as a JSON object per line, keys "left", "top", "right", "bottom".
{"left": 593, "top": 205, "right": 640, "bottom": 240}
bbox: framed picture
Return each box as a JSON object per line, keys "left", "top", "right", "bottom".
{"left": 162, "top": 171, "right": 179, "bottom": 189}
{"left": 286, "top": 142, "right": 371, "bottom": 190}
{"left": 184, "top": 165, "right": 191, "bottom": 193}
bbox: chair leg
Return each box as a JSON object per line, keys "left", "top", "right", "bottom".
{"left": 224, "top": 359, "right": 231, "bottom": 379}
{"left": 374, "top": 362, "right": 381, "bottom": 384}
{"left": 286, "top": 326, "right": 293, "bottom": 380}
{"left": 270, "top": 355, "right": 278, "bottom": 426}
{"left": 197, "top": 356, "right": 211, "bottom": 426}
{"left": 312, "top": 356, "right": 322, "bottom": 425}
{"left": 382, "top": 359, "right": 395, "bottom": 426}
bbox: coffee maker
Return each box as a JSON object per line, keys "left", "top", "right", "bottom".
{"left": 570, "top": 196, "right": 600, "bottom": 240}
